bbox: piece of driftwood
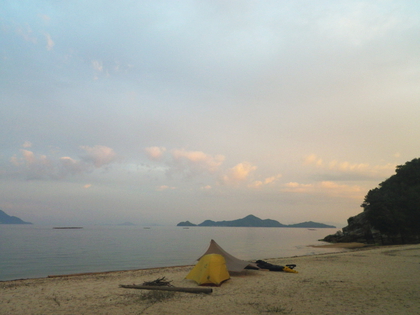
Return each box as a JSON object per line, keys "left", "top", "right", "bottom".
{"left": 143, "top": 277, "right": 173, "bottom": 286}
{"left": 119, "top": 285, "right": 213, "bottom": 294}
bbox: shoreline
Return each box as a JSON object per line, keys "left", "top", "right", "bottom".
{"left": 0, "top": 242, "right": 373, "bottom": 283}
{"left": 1, "top": 244, "right": 419, "bottom": 314}
{"left": 308, "top": 241, "right": 368, "bottom": 249}
{"left": 1, "top": 242, "right": 356, "bottom": 283}
{"left": 0, "top": 226, "right": 342, "bottom": 282}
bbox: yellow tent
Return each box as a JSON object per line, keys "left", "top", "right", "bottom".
{"left": 198, "top": 239, "right": 258, "bottom": 272}
{"left": 186, "top": 254, "right": 230, "bottom": 286}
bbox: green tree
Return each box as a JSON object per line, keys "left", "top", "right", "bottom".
{"left": 361, "top": 158, "right": 420, "bottom": 243}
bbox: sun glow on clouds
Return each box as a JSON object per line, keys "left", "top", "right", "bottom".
{"left": 220, "top": 162, "right": 257, "bottom": 185}
{"left": 145, "top": 147, "right": 225, "bottom": 176}
{"left": 22, "top": 141, "right": 32, "bottom": 148}
{"left": 171, "top": 149, "right": 225, "bottom": 173}
{"left": 145, "top": 146, "right": 284, "bottom": 190}
{"left": 248, "top": 174, "right": 282, "bottom": 189}
{"left": 8, "top": 145, "right": 118, "bottom": 179}
{"left": 156, "top": 185, "right": 176, "bottom": 191}
{"left": 304, "top": 154, "right": 396, "bottom": 179}
{"left": 145, "top": 147, "right": 166, "bottom": 160}
{"left": 80, "top": 145, "right": 118, "bottom": 168}
{"left": 294, "top": 154, "right": 397, "bottom": 199}
{"left": 282, "top": 181, "right": 363, "bottom": 199}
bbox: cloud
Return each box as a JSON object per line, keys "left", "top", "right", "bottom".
{"left": 144, "top": 147, "right": 275, "bottom": 189}
{"left": 58, "top": 156, "right": 85, "bottom": 175}
{"left": 145, "top": 146, "right": 166, "bottom": 160}
{"left": 84, "top": 184, "right": 92, "bottom": 188}
{"left": 45, "top": 33, "right": 54, "bottom": 50}
{"left": 10, "top": 150, "right": 77, "bottom": 179}
{"left": 80, "top": 145, "right": 118, "bottom": 168}
{"left": 92, "top": 60, "right": 103, "bottom": 72}
{"left": 263, "top": 175, "right": 281, "bottom": 184}
{"left": 170, "top": 149, "right": 225, "bottom": 174}
{"left": 145, "top": 146, "right": 275, "bottom": 189}
{"left": 304, "top": 154, "right": 323, "bottom": 166}
{"left": 156, "top": 185, "right": 176, "bottom": 191}
{"left": 91, "top": 60, "right": 112, "bottom": 80}
{"left": 22, "top": 141, "right": 32, "bottom": 148}
{"left": 16, "top": 25, "right": 37, "bottom": 44}
{"left": 6, "top": 145, "right": 118, "bottom": 180}
{"left": 282, "top": 181, "right": 363, "bottom": 199}
{"left": 146, "top": 147, "right": 225, "bottom": 178}
{"left": 220, "top": 162, "right": 257, "bottom": 185}
{"left": 248, "top": 181, "right": 263, "bottom": 189}
{"left": 248, "top": 174, "right": 282, "bottom": 189}
{"left": 39, "top": 14, "right": 50, "bottom": 22}
{"left": 21, "top": 149, "right": 37, "bottom": 165}
{"left": 304, "top": 154, "right": 396, "bottom": 179}
{"left": 316, "top": 2, "right": 404, "bottom": 46}
{"left": 92, "top": 60, "right": 105, "bottom": 80}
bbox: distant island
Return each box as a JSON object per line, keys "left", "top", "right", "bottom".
{"left": 118, "top": 222, "right": 136, "bottom": 226}
{"left": 0, "top": 210, "right": 32, "bottom": 224}
{"left": 53, "top": 227, "right": 83, "bottom": 229}
{"left": 177, "top": 214, "right": 335, "bottom": 228}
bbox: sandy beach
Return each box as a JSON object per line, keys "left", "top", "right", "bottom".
{"left": 1, "top": 244, "right": 419, "bottom": 315}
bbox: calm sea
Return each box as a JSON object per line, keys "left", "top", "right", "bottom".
{"left": 0, "top": 225, "right": 343, "bottom": 281}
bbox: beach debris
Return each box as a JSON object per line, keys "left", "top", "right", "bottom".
{"left": 120, "top": 276, "right": 212, "bottom": 294}
{"left": 119, "top": 284, "right": 213, "bottom": 294}
{"left": 142, "top": 277, "right": 173, "bottom": 287}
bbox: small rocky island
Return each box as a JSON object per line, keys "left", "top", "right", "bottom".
{"left": 177, "top": 214, "right": 335, "bottom": 228}
{"left": 0, "top": 210, "right": 32, "bottom": 224}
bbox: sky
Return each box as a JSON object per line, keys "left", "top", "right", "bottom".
{"left": 1, "top": 0, "right": 419, "bottom": 227}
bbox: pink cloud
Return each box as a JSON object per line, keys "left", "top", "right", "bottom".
{"left": 220, "top": 162, "right": 257, "bottom": 185}
{"left": 171, "top": 149, "right": 225, "bottom": 173}
{"left": 282, "top": 181, "right": 363, "bottom": 199}
{"left": 22, "top": 141, "right": 32, "bottom": 148}
{"left": 156, "top": 185, "right": 176, "bottom": 191}
{"left": 145, "top": 146, "right": 166, "bottom": 160}
{"left": 7, "top": 145, "right": 118, "bottom": 180}
{"left": 248, "top": 174, "right": 282, "bottom": 189}
{"left": 146, "top": 146, "right": 225, "bottom": 178}
{"left": 304, "top": 154, "right": 396, "bottom": 179}
{"left": 80, "top": 145, "right": 118, "bottom": 168}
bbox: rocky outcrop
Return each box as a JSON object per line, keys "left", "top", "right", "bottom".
{"left": 322, "top": 212, "right": 381, "bottom": 244}
{"left": 323, "top": 211, "right": 420, "bottom": 245}
{"left": 324, "top": 158, "right": 420, "bottom": 245}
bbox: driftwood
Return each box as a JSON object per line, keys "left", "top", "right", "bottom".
{"left": 143, "top": 277, "right": 173, "bottom": 286}
{"left": 119, "top": 285, "right": 213, "bottom": 294}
